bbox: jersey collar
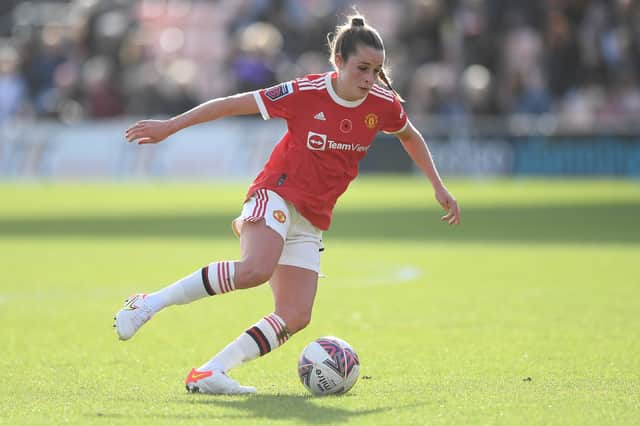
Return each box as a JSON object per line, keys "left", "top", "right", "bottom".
{"left": 325, "top": 72, "right": 367, "bottom": 108}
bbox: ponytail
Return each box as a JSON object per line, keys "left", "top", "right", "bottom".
{"left": 379, "top": 68, "right": 405, "bottom": 103}
{"left": 329, "top": 13, "right": 405, "bottom": 102}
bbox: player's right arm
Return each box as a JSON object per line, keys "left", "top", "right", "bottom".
{"left": 125, "top": 92, "right": 259, "bottom": 144}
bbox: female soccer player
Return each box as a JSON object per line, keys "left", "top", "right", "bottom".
{"left": 116, "top": 14, "right": 460, "bottom": 394}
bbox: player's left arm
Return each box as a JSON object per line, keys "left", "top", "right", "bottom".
{"left": 395, "top": 121, "right": 461, "bottom": 225}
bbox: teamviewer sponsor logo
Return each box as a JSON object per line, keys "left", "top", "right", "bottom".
{"left": 306, "top": 131, "right": 370, "bottom": 153}
{"left": 307, "top": 131, "right": 327, "bottom": 151}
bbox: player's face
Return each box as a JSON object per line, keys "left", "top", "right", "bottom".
{"left": 335, "top": 45, "right": 385, "bottom": 101}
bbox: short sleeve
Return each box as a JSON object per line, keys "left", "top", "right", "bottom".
{"left": 253, "top": 81, "right": 298, "bottom": 121}
{"left": 380, "top": 96, "right": 409, "bottom": 134}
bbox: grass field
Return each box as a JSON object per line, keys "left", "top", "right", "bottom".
{"left": 1, "top": 177, "right": 639, "bottom": 425}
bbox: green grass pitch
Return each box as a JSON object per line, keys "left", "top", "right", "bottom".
{"left": 1, "top": 177, "right": 639, "bottom": 425}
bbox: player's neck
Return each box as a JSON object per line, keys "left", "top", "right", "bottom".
{"left": 331, "top": 77, "right": 366, "bottom": 103}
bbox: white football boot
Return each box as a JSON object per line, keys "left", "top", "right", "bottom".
{"left": 113, "top": 293, "right": 153, "bottom": 340}
{"left": 185, "top": 368, "right": 256, "bottom": 395}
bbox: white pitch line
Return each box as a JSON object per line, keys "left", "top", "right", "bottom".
{"left": 331, "top": 265, "right": 423, "bottom": 287}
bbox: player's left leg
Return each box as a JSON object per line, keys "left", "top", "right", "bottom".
{"left": 186, "top": 265, "right": 318, "bottom": 394}
{"left": 186, "top": 202, "right": 321, "bottom": 394}
{"left": 270, "top": 265, "right": 318, "bottom": 334}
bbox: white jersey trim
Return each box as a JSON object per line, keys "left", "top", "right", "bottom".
{"left": 298, "top": 79, "right": 326, "bottom": 91}
{"left": 299, "top": 86, "right": 326, "bottom": 92}
{"left": 253, "top": 91, "right": 270, "bottom": 120}
{"left": 372, "top": 84, "right": 394, "bottom": 97}
{"left": 298, "top": 75, "right": 325, "bottom": 91}
{"left": 369, "top": 90, "right": 394, "bottom": 102}
{"left": 370, "top": 85, "right": 394, "bottom": 102}
{"left": 298, "top": 75, "right": 325, "bottom": 85}
{"left": 324, "top": 73, "right": 367, "bottom": 108}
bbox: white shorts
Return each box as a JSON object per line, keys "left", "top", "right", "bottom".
{"left": 232, "top": 189, "right": 323, "bottom": 273}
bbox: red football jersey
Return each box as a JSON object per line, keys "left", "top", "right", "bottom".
{"left": 248, "top": 71, "right": 408, "bottom": 230}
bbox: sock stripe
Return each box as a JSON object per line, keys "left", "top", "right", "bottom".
{"left": 201, "top": 266, "right": 216, "bottom": 295}
{"left": 221, "top": 262, "right": 228, "bottom": 293}
{"left": 264, "top": 314, "right": 288, "bottom": 346}
{"left": 218, "top": 262, "right": 227, "bottom": 294}
{"left": 224, "top": 261, "right": 233, "bottom": 293}
{"left": 215, "top": 261, "right": 232, "bottom": 294}
{"left": 217, "top": 263, "right": 225, "bottom": 293}
{"left": 245, "top": 326, "right": 271, "bottom": 356}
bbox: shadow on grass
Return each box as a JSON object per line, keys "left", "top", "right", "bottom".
{"left": 87, "top": 394, "right": 393, "bottom": 423}
{"left": 183, "top": 393, "right": 389, "bottom": 424}
{"left": 1, "top": 202, "right": 639, "bottom": 244}
{"left": 86, "top": 412, "right": 250, "bottom": 421}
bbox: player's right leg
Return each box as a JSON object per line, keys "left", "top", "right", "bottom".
{"left": 114, "top": 190, "right": 286, "bottom": 341}
{"left": 185, "top": 264, "right": 319, "bottom": 395}
{"left": 186, "top": 203, "right": 322, "bottom": 395}
{"left": 184, "top": 220, "right": 287, "bottom": 394}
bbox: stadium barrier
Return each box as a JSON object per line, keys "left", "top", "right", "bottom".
{"left": 1, "top": 117, "right": 639, "bottom": 178}
{"left": 512, "top": 137, "right": 640, "bottom": 177}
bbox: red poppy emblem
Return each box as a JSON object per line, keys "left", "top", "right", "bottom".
{"left": 340, "top": 119, "right": 353, "bottom": 133}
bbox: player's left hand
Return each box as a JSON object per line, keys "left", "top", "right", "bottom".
{"left": 435, "top": 186, "right": 460, "bottom": 225}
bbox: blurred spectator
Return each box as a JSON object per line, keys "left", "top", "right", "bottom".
{"left": 407, "top": 62, "right": 463, "bottom": 117}
{"left": 82, "top": 55, "right": 124, "bottom": 117}
{"left": 21, "top": 23, "right": 68, "bottom": 117}
{"left": 231, "top": 21, "right": 282, "bottom": 92}
{"left": 0, "top": 0, "right": 639, "bottom": 131}
{"left": 508, "top": 70, "right": 552, "bottom": 115}
{"left": 545, "top": 9, "right": 581, "bottom": 98}
{"left": 0, "top": 41, "right": 26, "bottom": 122}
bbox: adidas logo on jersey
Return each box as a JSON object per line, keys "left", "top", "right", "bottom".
{"left": 314, "top": 112, "right": 326, "bottom": 121}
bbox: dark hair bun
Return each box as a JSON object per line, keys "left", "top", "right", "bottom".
{"left": 351, "top": 17, "right": 365, "bottom": 27}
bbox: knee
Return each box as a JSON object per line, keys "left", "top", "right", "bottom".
{"left": 236, "top": 261, "right": 274, "bottom": 288}
{"left": 281, "top": 311, "right": 312, "bottom": 335}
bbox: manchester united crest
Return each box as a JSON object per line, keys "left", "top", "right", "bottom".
{"left": 273, "top": 210, "right": 287, "bottom": 223}
{"left": 364, "top": 113, "right": 378, "bottom": 129}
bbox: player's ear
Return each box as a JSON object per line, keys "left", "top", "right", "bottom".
{"left": 334, "top": 53, "right": 344, "bottom": 70}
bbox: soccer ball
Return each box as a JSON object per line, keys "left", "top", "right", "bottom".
{"left": 297, "top": 336, "right": 360, "bottom": 396}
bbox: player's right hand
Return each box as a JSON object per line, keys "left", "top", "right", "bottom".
{"left": 125, "top": 119, "right": 173, "bottom": 144}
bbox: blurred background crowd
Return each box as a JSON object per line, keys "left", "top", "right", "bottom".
{"left": 1, "top": 0, "right": 639, "bottom": 132}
